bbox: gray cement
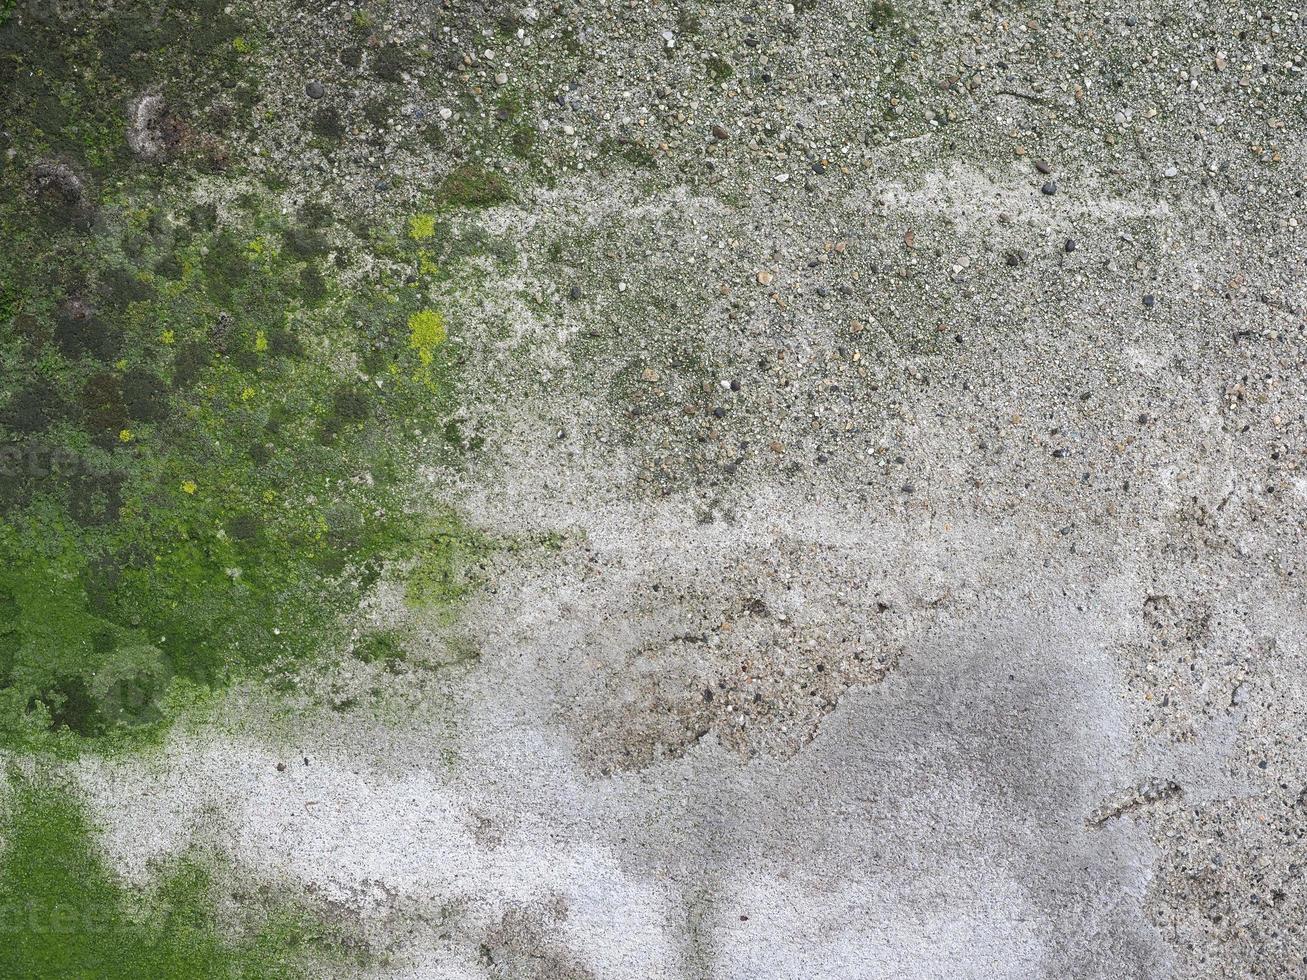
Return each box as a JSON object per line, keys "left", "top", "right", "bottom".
{"left": 56, "top": 0, "right": 1307, "bottom": 976}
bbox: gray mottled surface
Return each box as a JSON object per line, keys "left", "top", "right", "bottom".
{"left": 69, "top": 0, "right": 1307, "bottom": 976}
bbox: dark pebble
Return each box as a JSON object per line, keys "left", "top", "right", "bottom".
{"left": 1040, "top": 182, "right": 1057, "bottom": 195}
{"left": 1064, "top": 239, "right": 1077, "bottom": 252}
{"left": 305, "top": 81, "right": 325, "bottom": 99}
{"left": 711, "top": 124, "right": 731, "bottom": 141}
{"left": 1143, "top": 294, "right": 1155, "bottom": 308}
{"left": 568, "top": 285, "right": 582, "bottom": 300}
{"left": 729, "top": 379, "right": 741, "bottom": 392}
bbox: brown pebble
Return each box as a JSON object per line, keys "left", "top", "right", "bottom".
{"left": 712, "top": 124, "right": 731, "bottom": 140}
{"left": 1034, "top": 159, "right": 1052, "bottom": 174}
{"left": 756, "top": 270, "right": 774, "bottom": 286}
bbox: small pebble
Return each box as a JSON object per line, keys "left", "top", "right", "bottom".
{"left": 1064, "top": 239, "right": 1077, "bottom": 252}
{"left": 305, "top": 81, "right": 325, "bottom": 99}
{"left": 1041, "top": 182, "right": 1057, "bottom": 195}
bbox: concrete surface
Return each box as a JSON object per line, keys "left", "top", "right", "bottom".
{"left": 10, "top": 0, "right": 1307, "bottom": 976}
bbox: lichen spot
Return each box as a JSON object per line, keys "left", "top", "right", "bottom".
{"left": 408, "top": 310, "right": 447, "bottom": 365}
{"left": 408, "top": 213, "right": 437, "bottom": 241}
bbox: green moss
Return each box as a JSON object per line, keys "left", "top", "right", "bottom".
{"left": 352, "top": 630, "right": 407, "bottom": 666}
{"left": 435, "top": 166, "right": 512, "bottom": 209}
{"left": 600, "top": 136, "right": 658, "bottom": 171}
{"left": 868, "top": 0, "right": 900, "bottom": 31}
{"left": 508, "top": 123, "right": 537, "bottom": 160}
{"left": 0, "top": 0, "right": 253, "bottom": 179}
{"left": 0, "top": 0, "right": 508, "bottom": 757}
{"left": 407, "top": 214, "right": 436, "bottom": 241}
{"left": 407, "top": 310, "right": 447, "bottom": 365}
{"left": 0, "top": 180, "right": 479, "bottom": 753}
{"left": 0, "top": 776, "right": 361, "bottom": 978}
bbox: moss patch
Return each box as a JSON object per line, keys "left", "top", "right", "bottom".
{"left": 0, "top": 0, "right": 515, "bottom": 759}
{"left": 407, "top": 310, "right": 447, "bottom": 365}
{"left": 407, "top": 214, "right": 436, "bottom": 241}
{"left": 1, "top": 171, "right": 480, "bottom": 757}
{"left": 0, "top": 776, "right": 363, "bottom": 977}
{"left": 435, "top": 165, "right": 512, "bottom": 209}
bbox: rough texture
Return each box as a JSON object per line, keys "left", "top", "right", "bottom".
{"left": 2, "top": 0, "right": 1306, "bottom": 976}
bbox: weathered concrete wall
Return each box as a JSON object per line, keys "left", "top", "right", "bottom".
{"left": 2, "top": 0, "right": 1305, "bottom": 976}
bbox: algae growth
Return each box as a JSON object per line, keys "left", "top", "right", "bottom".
{"left": 0, "top": 0, "right": 492, "bottom": 755}
{"left": 0, "top": 776, "right": 362, "bottom": 978}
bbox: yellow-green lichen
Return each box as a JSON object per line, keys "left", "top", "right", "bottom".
{"left": 407, "top": 310, "right": 447, "bottom": 365}
{"left": 407, "top": 214, "right": 436, "bottom": 241}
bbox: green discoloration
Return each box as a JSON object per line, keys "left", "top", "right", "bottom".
{"left": 0, "top": 178, "right": 484, "bottom": 753}
{"left": 867, "top": 0, "right": 901, "bottom": 31}
{"left": 0, "top": 0, "right": 498, "bottom": 752}
{"left": 435, "top": 165, "right": 513, "bottom": 209}
{"left": 0, "top": 776, "right": 364, "bottom": 978}
{"left": 0, "top": 1, "right": 252, "bottom": 180}
{"left": 705, "top": 55, "right": 734, "bottom": 82}
{"left": 407, "top": 309, "right": 448, "bottom": 365}
{"left": 404, "top": 515, "right": 495, "bottom": 619}
{"left": 408, "top": 214, "right": 437, "bottom": 241}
